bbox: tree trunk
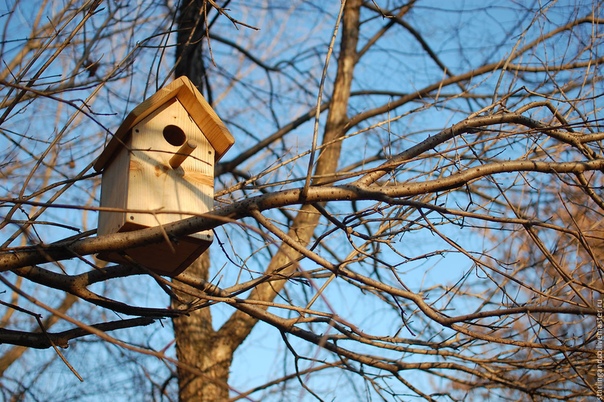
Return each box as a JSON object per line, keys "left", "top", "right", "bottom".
{"left": 174, "top": 0, "right": 210, "bottom": 102}
{"left": 171, "top": 256, "right": 232, "bottom": 401}
{"left": 171, "top": 1, "right": 232, "bottom": 400}
{"left": 171, "top": 1, "right": 361, "bottom": 400}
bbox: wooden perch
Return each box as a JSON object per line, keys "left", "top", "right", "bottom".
{"left": 169, "top": 139, "right": 198, "bottom": 169}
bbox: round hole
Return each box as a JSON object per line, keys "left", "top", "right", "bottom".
{"left": 163, "top": 125, "right": 186, "bottom": 146}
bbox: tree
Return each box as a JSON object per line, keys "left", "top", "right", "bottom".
{"left": 0, "top": 0, "right": 602, "bottom": 400}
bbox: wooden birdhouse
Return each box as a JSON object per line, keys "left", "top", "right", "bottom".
{"left": 94, "top": 76, "right": 234, "bottom": 276}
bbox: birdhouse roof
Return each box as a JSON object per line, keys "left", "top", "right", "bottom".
{"left": 94, "top": 76, "right": 235, "bottom": 172}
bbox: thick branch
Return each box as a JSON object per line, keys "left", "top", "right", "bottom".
{"left": 2, "top": 158, "right": 603, "bottom": 272}
{"left": 12, "top": 265, "right": 181, "bottom": 317}
{"left": 0, "top": 317, "right": 155, "bottom": 349}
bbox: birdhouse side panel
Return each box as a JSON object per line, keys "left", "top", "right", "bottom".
{"left": 124, "top": 99, "right": 215, "bottom": 240}
{"left": 97, "top": 143, "right": 131, "bottom": 236}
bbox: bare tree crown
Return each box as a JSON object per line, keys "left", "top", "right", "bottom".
{"left": 0, "top": 1, "right": 602, "bottom": 400}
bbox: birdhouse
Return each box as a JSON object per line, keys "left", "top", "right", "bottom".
{"left": 94, "top": 76, "right": 234, "bottom": 276}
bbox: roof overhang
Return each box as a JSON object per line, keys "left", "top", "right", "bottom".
{"left": 94, "top": 76, "right": 235, "bottom": 172}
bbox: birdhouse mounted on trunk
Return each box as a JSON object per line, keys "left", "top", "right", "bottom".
{"left": 94, "top": 76, "right": 234, "bottom": 276}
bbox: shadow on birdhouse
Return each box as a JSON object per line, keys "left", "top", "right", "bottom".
{"left": 94, "top": 76, "right": 234, "bottom": 276}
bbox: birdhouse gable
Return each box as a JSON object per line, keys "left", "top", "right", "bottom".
{"left": 94, "top": 76, "right": 234, "bottom": 172}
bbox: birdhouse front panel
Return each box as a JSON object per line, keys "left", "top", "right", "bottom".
{"left": 125, "top": 98, "right": 214, "bottom": 242}
{"left": 97, "top": 98, "right": 214, "bottom": 242}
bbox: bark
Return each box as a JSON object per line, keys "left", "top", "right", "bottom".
{"left": 175, "top": 0, "right": 212, "bottom": 103}
{"left": 171, "top": 255, "right": 231, "bottom": 401}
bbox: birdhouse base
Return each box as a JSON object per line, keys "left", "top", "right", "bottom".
{"left": 97, "top": 224, "right": 212, "bottom": 276}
